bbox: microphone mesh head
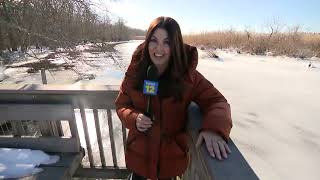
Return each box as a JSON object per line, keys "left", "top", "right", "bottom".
{"left": 147, "top": 65, "right": 159, "bottom": 81}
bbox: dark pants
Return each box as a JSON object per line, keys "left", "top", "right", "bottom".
{"left": 130, "top": 172, "right": 177, "bottom": 180}
{"left": 130, "top": 172, "right": 145, "bottom": 180}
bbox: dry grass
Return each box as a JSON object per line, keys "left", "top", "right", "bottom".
{"left": 184, "top": 31, "right": 320, "bottom": 58}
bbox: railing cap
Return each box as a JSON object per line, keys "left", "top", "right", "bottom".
{"left": 0, "top": 84, "right": 120, "bottom": 94}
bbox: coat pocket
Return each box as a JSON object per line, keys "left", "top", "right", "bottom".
{"left": 160, "top": 132, "right": 189, "bottom": 159}
{"left": 174, "top": 132, "right": 190, "bottom": 154}
{"left": 126, "top": 133, "right": 138, "bottom": 147}
{"left": 126, "top": 132, "right": 147, "bottom": 157}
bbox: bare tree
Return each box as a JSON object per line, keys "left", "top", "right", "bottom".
{"left": 266, "top": 18, "right": 283, "bottom": 40}
{"left": 0, "top": 0, "right": 145, "bottom": 53}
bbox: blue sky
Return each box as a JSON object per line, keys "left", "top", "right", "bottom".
{"left": 92, "top": 0, "right": 320, "bottom": 34}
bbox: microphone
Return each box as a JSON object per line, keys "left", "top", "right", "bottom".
{"left": 143, "top": 65, "right": 159, "bottom": 121}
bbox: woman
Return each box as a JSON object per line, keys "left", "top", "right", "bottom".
{"left": 115, "top": 17, "right": 232, "bottom": 180}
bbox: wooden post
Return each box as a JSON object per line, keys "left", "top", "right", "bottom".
{"left": 79, "top": 104, "right": 94, "bottom": 167}
{"left": 93, "top": 109, "right": 107, "bottom": 167}
{"left": 41, "top": 69, "right": 64, "bottom": 136}
{"left": 39, "top": 68, "right": 51, "bottom": 136}
{"left": 107, "top": 109, "right": 118, "bottom": 167}
{"left": 41, "top": 68, "right": 47, "bottom": 84}
{"left": 122, "top": 125, "right": 127, "bottom": 152}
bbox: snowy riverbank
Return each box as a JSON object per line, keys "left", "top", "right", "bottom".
{"left": 1, "top": 40, "right": 320, "bottom": 180}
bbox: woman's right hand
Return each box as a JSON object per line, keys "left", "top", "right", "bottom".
{"left": 136, "top": 113, "right": 153, "bottom": 132}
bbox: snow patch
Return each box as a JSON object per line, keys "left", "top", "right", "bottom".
{"left": 0, "top": 148, "right": 59, "bottom": 179}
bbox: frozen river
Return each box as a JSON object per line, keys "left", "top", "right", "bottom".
{"left": 1, "top": 40, "right": 320, "bottom": 180}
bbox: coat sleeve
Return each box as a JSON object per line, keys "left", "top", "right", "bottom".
{"left": 114, "top": 45, "right": 143, "bottom": 130}
{"left": 191, "top": 70, "right": 232, "bottom": 141}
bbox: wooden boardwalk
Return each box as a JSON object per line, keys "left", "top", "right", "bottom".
{"left": 0, "top": 84, "right": 258, "bottom": 179}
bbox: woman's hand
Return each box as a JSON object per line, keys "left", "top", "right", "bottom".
{"left": 196, "top": 131, "right": 231, "bottom": 160}
{"left": 135, "top": 113, "right": 153, "bottom": 132}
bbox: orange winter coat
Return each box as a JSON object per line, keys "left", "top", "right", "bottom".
{"left": 115, "top": 43, "right": 232, "bottom": 179}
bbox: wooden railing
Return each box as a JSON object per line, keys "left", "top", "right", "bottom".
{"left": 184, "top": 102, "right": 259, "bottom": 180}
{"left": 0, "top": 84, "right": 259, "bottom": 180}
{"left": 0, "top": 103, "right": 84, "bottom": 179}
{"left": 0, "top": 84, "right": 129, "bottom": 179}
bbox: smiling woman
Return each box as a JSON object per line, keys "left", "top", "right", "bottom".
{"left": 115, "top": 16, "right": 232, "bottom": 180}
{"left": 148, "top": 28, "right": 171, "bottom": 75}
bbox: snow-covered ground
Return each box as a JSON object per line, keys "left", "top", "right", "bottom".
{"left": 197, "top": 49, "right": 320, "bottom": 180}
{"left": 0, "top": 42, "right": 130, "bottom": 85}
{"left": 1, "top": 40, "right": 320, "bottom": 180}
{"left": 0, "top": 148, "right": 59, "bottom": 178}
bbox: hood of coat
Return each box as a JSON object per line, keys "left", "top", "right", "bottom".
{"left": 184, "top": 43, "right": 198, "bottom": 73}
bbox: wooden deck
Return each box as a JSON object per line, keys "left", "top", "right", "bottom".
{"left": 0, "top": 84, "right": 259, "bottom": 179}
{"left": 0, "top": 103, "right": 84, "bottom": 179}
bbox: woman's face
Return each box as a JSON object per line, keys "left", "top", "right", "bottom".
{"left": 148, "top": 28, "right": 171, "bottom": 72}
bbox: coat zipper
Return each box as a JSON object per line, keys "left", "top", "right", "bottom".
{"left": 157, "top": 97, "right": 162, "bottom": 177}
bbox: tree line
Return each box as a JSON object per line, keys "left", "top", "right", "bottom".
{"left": 0, "top": 0, "right": 145, "bottom": 52}
{"left": 184, "top": 25, "right": 320, "bottom": 58}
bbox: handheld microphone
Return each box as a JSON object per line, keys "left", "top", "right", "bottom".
{"left": 143, "top": 65, "right": 159, "bottom": 120}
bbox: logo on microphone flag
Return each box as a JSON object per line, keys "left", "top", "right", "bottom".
{"left": 143, "top": 80, "right": 158, "bottom": 95}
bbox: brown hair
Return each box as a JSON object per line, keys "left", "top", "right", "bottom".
{"left": 136, "top": 16, "right": 188, "bottom": 101}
